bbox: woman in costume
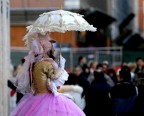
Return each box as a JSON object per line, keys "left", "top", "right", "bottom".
{"left": 10, "top": 33, "right": 85, "bottom": 116}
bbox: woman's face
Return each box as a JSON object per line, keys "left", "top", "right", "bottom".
{"left": 74, "top": 67, "right": 82, "bottom": 76}
{"left": 42, "top": 40, "right": 53, "bottom": 53}
{"left": 137, "top": 59, "right": 143, "bottom": 67}
{"left": 41, "top": 39, "right": 55, "bottom": 59}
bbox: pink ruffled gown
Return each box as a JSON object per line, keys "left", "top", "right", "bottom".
{"left": 10, "top": 60, "right": 85, "bottom": 116}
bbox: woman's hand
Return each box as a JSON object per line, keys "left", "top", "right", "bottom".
{"left": 58, "top": 55, "right": 66, "bottom": 69}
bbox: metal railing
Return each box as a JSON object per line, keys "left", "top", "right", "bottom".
{"left": 11, "top": 47, "right": 123, "bottom": 72}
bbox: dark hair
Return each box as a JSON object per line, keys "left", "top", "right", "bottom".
{"left": 47, "top": 50, "right": 55, "bottom": 60}
{"left": 21, "top": 58, "right": 25, "bottom": 64}
{"left": 119, "top": 66, "right": 131, "bottom": 82}
{"left": 93, "top": 71, "right": 106, "bottom": 83}
{"left": 96, "top": 63, "right": 103, "bottom": 69}
{"left": 136, "top": 57, "right": 143, "bottom": 62}
{"left": 107, "top": 68, "right": 116, "bottom": 76}
{"left": 78, "top": 56, "right": 84, "bottom": 63}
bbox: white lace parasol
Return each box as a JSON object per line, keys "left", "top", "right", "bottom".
{"left": 23, "top": 9, "right": 97, "bottom": 46}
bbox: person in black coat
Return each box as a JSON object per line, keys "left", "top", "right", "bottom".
{"left": 110, "top": 66, "right": 138, "bottom": 116}
{"left": 86, "top": 71, "right": 114, "bottom": 116}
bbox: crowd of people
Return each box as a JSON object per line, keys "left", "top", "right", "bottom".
{"left": 8, "top": 51, "right": 144, "bottom": 116}
{"left": 71, "top": 56, "right": 144, "bottom": 116}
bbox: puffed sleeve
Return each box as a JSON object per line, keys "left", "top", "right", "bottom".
{"left": 43, "top": 62, "right": 54, "bottom": 79}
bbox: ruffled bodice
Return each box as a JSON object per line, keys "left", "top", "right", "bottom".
{"left": 32, "top": 61, "right": 54, "bottom": 95}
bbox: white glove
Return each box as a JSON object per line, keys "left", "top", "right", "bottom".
{"left": 58, "top": 55, "right": 66, "bottom": 69}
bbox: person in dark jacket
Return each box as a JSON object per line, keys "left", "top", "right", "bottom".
{"left": 86, "top": 71, "right": 114, "bottom": 116}
{"left": 110, "top": 66, "right": 138, "bottom": 116}
{"left": 107, "top": 68, "right": 118, "bottom": 85}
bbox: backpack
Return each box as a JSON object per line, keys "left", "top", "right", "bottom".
{"left": 112, "top": 86, "right": 138, "bottom": 114}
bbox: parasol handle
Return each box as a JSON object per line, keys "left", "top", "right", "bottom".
{"left": 59, "top": 4, "right": 62, "bottom": 66}
{"left": 59, "top": 3, "right": 62, "bottom": 55}
{"left": 58, "top": 33, "right": 62, "bottom": 67}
